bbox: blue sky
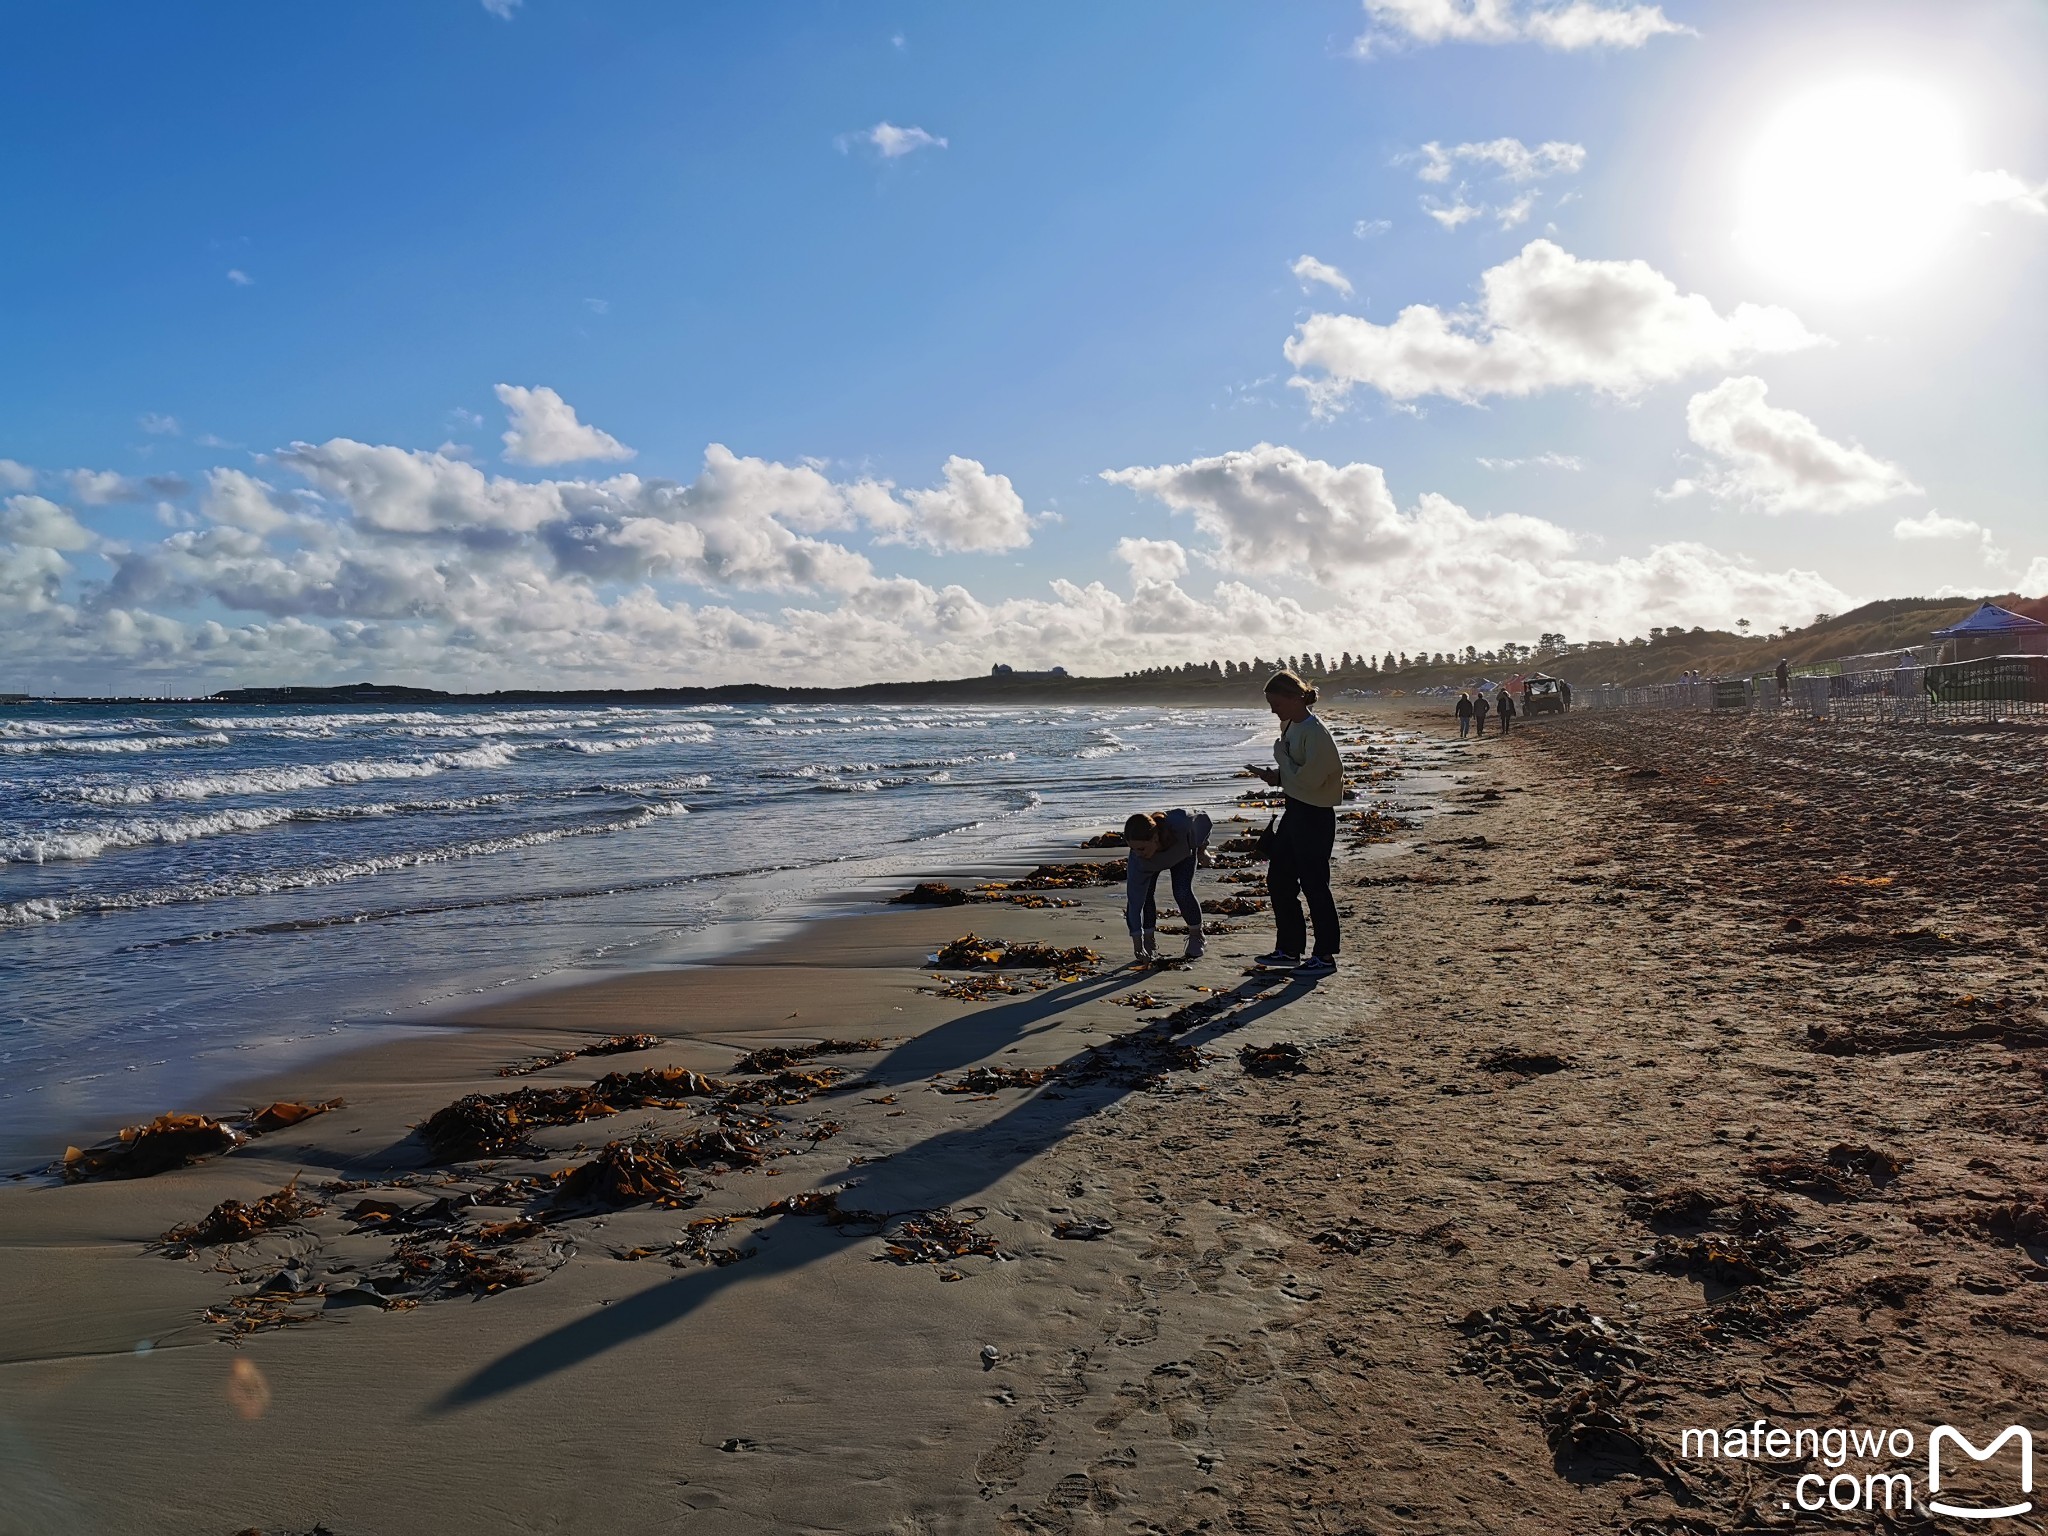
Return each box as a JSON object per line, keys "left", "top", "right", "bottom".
{"left": 2, "top": 0, "right": 2044, "bottom": 692}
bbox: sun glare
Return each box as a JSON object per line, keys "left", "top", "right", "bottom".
{"left": 1736, "top": 78, "right": 1968, "bottom": 298}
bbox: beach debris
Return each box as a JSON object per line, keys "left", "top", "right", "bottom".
{"left": 1238, "top": 1042, "right": 1306, "bottom": 1077}
{"left": 927, "top": 935, "right": 1100, "bottom": 970}
{"left": 555, "top": 1138, "right": 702, "bottom": 1208}
{"left": 892, "top": 881, "right": 974, "bottom": 905}
{"left": 889, "top": 881, "right": 1080, "bottom": 909}
{"left": 1200, "top": 896, "right": 1266, "bottom": 916}
{"left": 1111, "top": 991, "right": 1167, "bottom": 1009}
{"left": 1622, "top": 1184, "right": 1793, "bottom": 1236}
{"left": 496, "top": 1033, "right": 664, "bottom": 1077}
{"left": 1647, "top": 1231, "right": 1800, "bottom": 1289}
{"left": 728, "top": 1039, "right": 882, "bottom": 1074}
{"left": 418, "top": 1069, "right": 728, "bottom": 1158}
{"left": 1476, "top": 1046, "right": 1572, "bottom": 1077}
{"left": 1804, "top": 993, "right": 2048, "bottom": 1055}
{"left": 1452, "top": 1301, "right": 1653, "bottom": 1396}
{"left": 922, "top": 973, "right": 1027, "bottom": 1001}
{"left": 719, "top": 1067, "right": 848, "bottom": 1107}
{"left": 1006, "top": 860, "right": 1123, "bottom": 889}
{"left": 158, "top": 1177, "right": 325, "bottom": 1254}
{"left": 1746, "top": 1143, "right": 1907, "bottom": 1201}
{"left": 934, "top": 1066, "right": 1050, "bottom": 1094}
{"left": 881, "top": 1209, "right": 1005, "bottom": 1267}
{"left": 1052, "top": 1217, "right": 1114, "bottom": 1240}
{"left": 981, "top": 1344, "right": 1001, "bottom": 1369}
{"left": 60, "top": 1099, "right": 343, "bottom": 1182}
{"left": 1079, "top": 830, "right": 1126, "bottom": 848}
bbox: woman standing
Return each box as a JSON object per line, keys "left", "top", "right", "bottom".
{"left": 1122, "top": 808, "right": 1211, "bottom": 962}
{"left": 1247, "top": 669, "right": 1344, "bottom": 977}
{"left": 1455, "top": 692, "right": 1473, "bottom": 738}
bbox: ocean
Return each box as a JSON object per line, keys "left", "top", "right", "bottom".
{"left": 0, "top": 699, "right": 1267, "bottom": 1163}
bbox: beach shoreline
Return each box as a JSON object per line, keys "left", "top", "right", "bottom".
{"left": 15, "top": 702, "right": 2038, "bottom": 1534}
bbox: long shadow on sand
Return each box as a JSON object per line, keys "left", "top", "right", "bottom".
{"left": 434, "top": 966, "right": 1316, "bottom": 1412}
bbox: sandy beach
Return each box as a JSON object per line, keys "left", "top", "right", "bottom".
{"left": 5, "top": 702, "right": 2047, "bottom": 1534}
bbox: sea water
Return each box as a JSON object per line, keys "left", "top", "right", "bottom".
{"left": 0, "top": 700, "right": 1266, "bottom": 1160}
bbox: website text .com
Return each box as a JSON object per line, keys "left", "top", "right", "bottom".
{"left": 1678, "top": 1421, "right": 2035, "bottom": 1517}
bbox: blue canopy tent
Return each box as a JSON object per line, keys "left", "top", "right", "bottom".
{"left": 1931, "top": 601, "right": 2048, "bottom": 661}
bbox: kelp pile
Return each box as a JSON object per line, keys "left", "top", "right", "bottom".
{"left": 889, "top": 881, "right": 1078, "bottom": 910}
{"left": 62, "top": 1099, "right": 343, "bottom": 1182}
{"left": 418, "top": 1068, "right": 730, "bottom": 1158}
{"left": 933, "top": 1066, "right": 1050, "bottom": 1094}
{"left": 927, "top": 934, "right": 1100, "bottom": 970}
{"left": 497, "top": 1033, "right": 664, "bottom": 1077}
{"left": 159, "top": 1177, "right": 325, "bottom": 1255}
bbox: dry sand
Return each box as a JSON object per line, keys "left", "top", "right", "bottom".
{"left": 3, "top": 704, "right": 2045, "bottom": 1534}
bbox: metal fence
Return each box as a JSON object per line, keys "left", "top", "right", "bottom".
{"left": 1576, "top": 655, "right": 2048, "bottom": 726}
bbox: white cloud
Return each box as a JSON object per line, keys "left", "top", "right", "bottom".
{"left": 226, "top": 269, "right": 253, "bottom": 287}
{"left": 1106, "top": 442, "right": 1842, "bottom": 642}
{"left": 0, "top": 459, "right": 33, "bottom": 491}
{"left": 1356, "top": 0, "right": 1691, "bottom": 55}
{"left": 1893, "top": 510, "right": 1982, "bottom": 541}
{"left": 851, "top": 122, "right": 947, "bottom": 159}
{"left": 873, "top": 456, "right": 1035, "bottom": 553}
{"left": 1354, "top": 218, "right": 1393, "bottom": 240}
{"left": 481, "top": 0, "right": 520, "bottom": 17}
{"left": 1285, "top": 239, "right": 1822, "bottom": 410}
{"left": 2, "top": 495, "right": 96, "bottom": 552}
{"left": 1291, "top": 255, "right": 1354, "bottom": 297}
{"left": 1964, "top": 168, "right": 2048, "bottom": 217}
{"left": 1425, "top": 198, "right": 1484, "bottom": 230}
{"left": 1681, "top": 376, "right": 1920, "bottom": 516}
{"left": 1414, "top": 137, "right": 1586, "bottom": 184}
{"left": 67, "top": 469, "right": 150, "bottom": 505}
{"left": 139, "top": 413, "right": 181, "bottom": 436}
{"left": 202, "top": 468, "right": 303, "bottom": 535}
{"left": 1114, "top": 537, "right": 1190, "bottom": 584}
{"left": 1478, "top": 452, "right": 1584, "bottom": 470}
{"left": 2019, "top": 557, "right": 2048, "bottom": 597}
{"left": 495, "top": 384, "right": 635, "bottom": 466}
{"left": 1495, "top": 191, "right": 1539, "bottom": 228}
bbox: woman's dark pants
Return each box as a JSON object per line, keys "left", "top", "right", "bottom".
{"left": 1269, "top": 799, "right": 1339, "bottom": 958}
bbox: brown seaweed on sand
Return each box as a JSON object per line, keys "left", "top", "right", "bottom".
{"left": 418, "top": 1069, "right": 728, "bottom": 1159}
{"left": 928, "top": 934, "right": 1099, "bottom": 970}
{"left": 497, "top": 1033, "right": 664, "bottom": 1077}
{"left": 933, "top": 1065, "right": 1050, "bottom": 1094}
{"left": 727, "top": 1039, "right": 882, "bottom": 1075}
{"left": 159, "top": 1177, "right": 325, "bottom": 1254}
{"left": 880, "top": 1210, "right": 1004, "bottom": 1266}
{"left": 62, "top": 1099, "right": 343, "bottom": 1182}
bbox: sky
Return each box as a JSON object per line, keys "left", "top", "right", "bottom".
{"left": 2, "top": 0, "right": 2045, "bottom": 694}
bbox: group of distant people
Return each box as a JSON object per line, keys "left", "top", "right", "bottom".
{"left": 1453, "top": 689, "right": 1514, "bottom": 739}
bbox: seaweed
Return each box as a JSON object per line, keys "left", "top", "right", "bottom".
{"left": 497, "top": 1033, "right": 664, "bottom": 1077}
{"left": 61, "top": 1099, "right": 343, "bottom": 1182}
{"left": 159, "top": 1177, "right": 325, "bottom": 1254}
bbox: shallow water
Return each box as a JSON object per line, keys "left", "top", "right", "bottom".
{"left": 0, "top": 699, "right": 1267, "bottom": 1159}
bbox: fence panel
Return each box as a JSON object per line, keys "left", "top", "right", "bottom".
{"left": 1567, "top": 655, "right": 2047, "bottom": 727}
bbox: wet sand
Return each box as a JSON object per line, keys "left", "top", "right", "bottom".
{"left": 3, "top": 704, "right": 2045, "bottom": 1533}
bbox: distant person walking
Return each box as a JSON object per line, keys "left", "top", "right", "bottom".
{"left": 1775, "top": 657, "right": 1790, "bottom": 706}
{"left": 1247, "top": 670, "right": 1344, "bottom": 977}
{"left": 1496, "top": 689, "right": 1515, "bottom": 734}
{"left": 1472, "top": 691, "right": 1487, "bottom": 737}
{"left": 1123, "top": 808, "right": 1211, "bottom": 963}
{"left": 1455, "top": 692, "right": 1473, "bottom": 738}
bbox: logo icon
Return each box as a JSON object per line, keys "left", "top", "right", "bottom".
{"left": 1929, "top": 1426, "right": 2033, "bottom": 1520}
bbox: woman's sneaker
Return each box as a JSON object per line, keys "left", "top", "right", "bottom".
{"left": 1293, "top": 955, "right": 1337, "bottom": 978}
{"left": 1252, "top": 950, "right": 1298, "bottom": 970}
{"left": 1183, "top": 931, "right": 1206, "bottom": 960}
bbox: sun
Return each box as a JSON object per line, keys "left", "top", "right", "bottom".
{"left": 1735, "top": 78, "right": 1968, "bottom": 298}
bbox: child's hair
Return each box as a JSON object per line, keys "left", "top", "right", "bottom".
{"left": 1264, "top": 668, "right": 1319, "bottom": 706}
{"left": 1123, "top": 811, "right": 1168, "bottom": 844}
